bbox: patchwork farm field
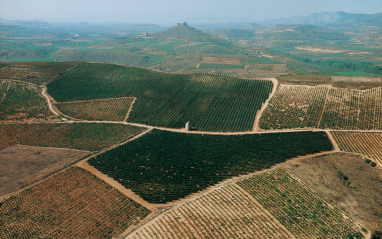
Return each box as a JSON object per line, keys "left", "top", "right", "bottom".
{"left": 0, "top": 145, "right": 89, "bottom": 197}
{"left": 88, "top": 129, "right": 333, "bottom": 203}
{"left": 0, "top": 81, "right": 55, "bottom": 122}
{"left": 237, "top": 169, "right": 365, "bottom": 238}
{"left": 128, "top": 184, "right": 294, "bottom": 239}
{"left": 55, "top": 97, "right": 135, "bottom": 121}
{"left": 47, "top": 63, "right": 273, "bottom": 132}
{"left": 0, "top": 123, "right": 145, "bottom": 151}
{"left": 331, "top": 132, "right": 382, "bottom": 167}
{"left": 0, "top": 167, "right": 150, "bottom": 239}
{"left": 259, "top": 84, "right": 382, "bottom": 130}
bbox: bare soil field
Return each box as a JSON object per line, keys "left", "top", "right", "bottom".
{"left": 277, "top": 75, "right": 332, "bottom": 85}
{"left": 283, "top": 153, "right": 382, "bottom": 233}
{"left": 201, "top": 57, "right": 241, "bottom": 65}
{"left": 0, "top": 145, "right": 90, "bottom": 198}
{"left": 332, "top": 76, "right": 382, "bottom": 83}
{"left": 295, "top": 46, "right": 344, "bottom": 53}
{"left": 276, "top": 75, "right": 382, "bottom": 90}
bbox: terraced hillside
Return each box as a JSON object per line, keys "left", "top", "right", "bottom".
{"left": 259, "top": 84, "right": 382, "bottom": 130}
{"left": 88, "top": 129, "right": 333, "bottom": 203}
{"left": 0, "top": 167, "right": 150, "bottom": 239}
{"left": 47, "top": 63, "right": 273, "bottom": 132}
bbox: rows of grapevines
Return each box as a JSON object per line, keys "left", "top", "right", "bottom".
{"left": 47, "top": 63, "right": 273, "bottom": 132}
{"left": 0, "top": 81, "right": 54, "bottom": 122}
{"left": 320, "top": 87, "right": 382, "bottom": 130}
{"left": 237, "top": 169, "right": 365, "bottom": 239}
{"left": 0, "top": 167, "right": 151, "bottom": 239}
{"left": 0, "top": 123, "right": 145, "bottom": 151}
{"left": 331, "top": 132, "right": 382, "bottom": 167}
{"left": 320, "top": 88, "right": 361, "bottom": 130}
{"left": 129, "top": 184, "right": 293, "bottom": 239}
{"left": 260, "top": 85, "right": 382, "bottom": 130}
{"left": 357, "top": 87, "right": 382, "bottom": 130}
{"left": 88, "top": 129, "right": 333, "bottom": 203}
{"left": 55, "top": 97, "right": 134, "bottom": 121}
{"left": 259, "top": 85, "right": 328, "bottom": 129}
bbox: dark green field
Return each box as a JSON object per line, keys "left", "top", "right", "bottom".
{"left": 88, "top": 129, "right": 333, "bottom": 203}
{"left": 47, "top": 63, "right": 273, "bottom": 132}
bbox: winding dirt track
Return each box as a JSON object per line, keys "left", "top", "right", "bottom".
{"left": 253, "top": 78, "right": 279, "bottom": 132}
{"left": 41, "top": 86, "right": 59, "bottom": 116}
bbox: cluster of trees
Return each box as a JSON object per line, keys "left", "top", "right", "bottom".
{"left": 295, "top": 56, "right": 382, "bottom": 75}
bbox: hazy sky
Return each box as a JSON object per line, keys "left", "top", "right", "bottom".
{"left": 1, "top": 0, "right": 381, "bottom": 24}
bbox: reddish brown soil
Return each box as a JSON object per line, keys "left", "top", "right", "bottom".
{"left": 0, "top": 145, "right": 90, "bottom": 198}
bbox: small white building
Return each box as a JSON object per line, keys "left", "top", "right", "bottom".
{"left": 185, "top": 121, "right": 191, "bottom": 131}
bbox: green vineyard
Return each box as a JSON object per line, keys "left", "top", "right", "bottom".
{"left": 88, "top": 129, "right": 333, "bottom": 203}
{"left": 47, "top": 63, "right": 273, "bottom": 132}
{"left": 259, "top": 85, "right": 382, "bottom": 130}
{"left": 0, "top": 81, "right": 54, "bottom": 122}
{"left": 237, "top": 169, "right": 365, "bottom": 238}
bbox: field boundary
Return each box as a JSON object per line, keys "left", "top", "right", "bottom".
{"left": 121, "top": 150, "right": 339, "bottom": 238}
{"left": 0, "top": 81, "right": 10, "bottom": 103}
{"left": 55, "top": 97, "right": 135, "bottom": 104}
{"left": 232, "top": 182, "right": 297, "bottom": 239}
{"left": 124, "top": 97, "right": 136, "bottom": 122}
{"left": 0, "top": 151, "right": 91, "bottom": 201}
{"left": 253, "top": 78, "right": 278, "bottom": 131}
{"left": 0, "top": 128, "right": 150, "bottom": 202}
{"left": 78, "top": 161, "right": 157, "bottom": 211}
{"left": 41, "top": 86, "right": 59, "bottom": 116}
{"left": 326, "top": 131, "right": 340, "bottom": 151}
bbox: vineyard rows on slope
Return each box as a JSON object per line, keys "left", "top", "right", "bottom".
{"left": 0, "top": 81, "right": 54, "bottom": 122}
{"left": 128, "top": 184, "right": 294, "bottom": 239}
{"left": 237, "top": 169, "right": 365, "bottom": 239}
{"left": 0, "top": 123, "right": 145, "bottom": 151}
{"left": 88, "top": 129, "right": 333, "bottom": 203}
{"left": 331, "top": 131, "right": 382, "bottom": 167}
{"left": 47, "top": 63, "right": 273, "bottom": 132}
{"left": 55, "top": 97, "right": 135, "bottom": 121}
{"left": 259, "top": 85, "right": 382, "bottom": 130}
{"left": 0, "top": 167, "right": 150, "bottom": 239}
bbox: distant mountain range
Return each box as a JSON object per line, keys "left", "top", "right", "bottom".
{"left": 1, "top": 11, "right": 381, "bottom": 37}
{"left": 260, "top": 11, "right": 382, "bottom": 27}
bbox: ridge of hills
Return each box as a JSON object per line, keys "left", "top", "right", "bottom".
{"left": 261, "top": 11, "right": 382, "bottom": 28}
